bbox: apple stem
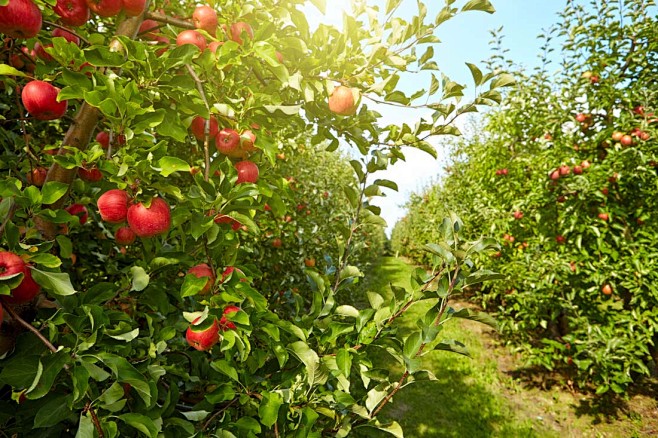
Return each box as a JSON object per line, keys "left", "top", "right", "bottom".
{"left": 145, "top": 11, "right": 195, "bottom": 30}
{"left": 1, "top": 299, "right": 58, "bottom": 353}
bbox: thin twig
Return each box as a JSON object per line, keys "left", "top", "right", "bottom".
{"left": 185, "top": 65, "right": 211, "bottom": 182}
{"left": 84, "top": 401, "right": 105, "bottom": 438}
{"left": 145, "top": 11, "right": 196, "bottom": 30}
{"left": 202, "top": 398, "right": 238, "bottom": 430}
{"left": 370, "top": 371, "right": 409, "bottom": 419}
{"left": 1, "top": 299, "right": 57, "bottom": 353}
{"left": 43, "top": 20, "right": 92, "bottom": 46}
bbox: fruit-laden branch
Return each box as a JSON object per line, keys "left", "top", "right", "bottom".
{"left": 145, "top": 11, "right": 195, "bottom": 30}
{"left": 37, "top": 14, "right": 148, "bottom": 239}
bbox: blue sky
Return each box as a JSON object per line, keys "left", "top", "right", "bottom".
{"left": 303, "top": 0, "right": 569, "bottom": 233}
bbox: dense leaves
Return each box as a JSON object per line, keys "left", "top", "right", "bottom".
{"left": 393, "top": 0, "right": 658, "bottom": 394}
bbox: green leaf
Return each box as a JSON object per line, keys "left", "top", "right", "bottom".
{"left": 374, "top": 179, "right": 398, "bottom": 191}
{"left": 490, "top": 73, "right": 516, "bottom": 89}
{"left": 289, "top": 341, "right": 320, "bottom": 386}
{"left": 466, "top": 62, "right": 483, "bottom": 86}
{"left": 259, "top": 391, "right": 283, "bottom": 428}
{"left": 31, "top": 268, "right": 77, "bottom": 296}
{"left": 403, "top": 332, "right": 422, "bottom": 359}
{"left": 97, "top": 353, "right": 152, "bottom": 405}
{"left": 119, "top": 413, "right": 161, "bottom": 438}
{"left": 34, "top": 394, "right": 72, "bottom": 428}
{"left": 130, "top": 266, "right": 150, "bottom": 291}
{"left": 434, "top": 339, "right": 470, "bottom": 357}
{"left": 0, "top": 63, "right": 27, "bottom": 77}
{"left": 450, "top": 308, "right": 498, "bottom": 330}
{"left": 310, "top": 0, "right": 326, "bottom": 14}
{"left": 41, "top": 182, "right": 69, "bottom": 205}
{"left": 181, "top": 273, "right": 210, "bottom": 297}
{"left": 339, "top": 265, "right": 363, "bottom": 282}
{"left": 263, "top": 104, "right": 301, "bottom": 115}
{"left": 76, "top": 412, "right": 94, "bottom": 438}
{"left": 157, "top": 156, "right": 191, "bottom": 177}
{"left": 27, "top": 351, "right": 71, "bottom": 399}
{"left": 336, "top": 348, "right": 352, "bottom": 377}
{"left": 30, "top": 253, "right": 62, "bottom": 268}
{"left": 461, "top": 0, "right": 495, "bottom": 13}
{"left": 463, "top": 270, "right": 505, "bottom": 287}
{"left": 211, "top": 359, "right": 240, "bottom": 382}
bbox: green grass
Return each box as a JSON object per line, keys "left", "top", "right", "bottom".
{"left": 354, "top": 257, "right": 543, "bottom": 437}
{"left": 351, "top": 257, "right": 658, "bottom": 438}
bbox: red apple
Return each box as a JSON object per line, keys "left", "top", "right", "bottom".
{"left": 22, "top": 81, "right": 68, "bottom": 121}
{"left": 127, "top": 197, "right": 171, "bottom": 238}
{"left": 78, "top": 165, "right": 103, "bottom": 182}
{"left": 235, "top": 160, "right": 259, "bottom": 184}
{"left": 559, "top": 165, "right": 570, "bottom": 176}
{"left": 121, "top": 0, "right": 146, "bottom": 16}
{"left": 611, "top": 131, "right": 624, "bottom": 142}
{"left": 207, "top": 40, "right": 223, "bottom": 54}
{"left": 556, "top": 235, "right": 566, "bottom": 244}
{"left": 550, "top": 170, "right": 560, "bottom": 181}
{"left": 0, "top": 0, "right": 42, "bottom": 39}
{"left": 27, "top": 167, "right": 47, "bottom": 187}
{"left": 601, "top": 187, "right": 609, "bottom": 196}
{"left": 193, "top": 5, "right": 217, "bottom": 35}
{"left": 272, "top": 238, "right": 282, "bottom": 248}
{"left": 176, "top": 30, "right": 206, "bottom": 51}
{"left": 115, "top": 226, "right": 136, "bottom": 245}
{"left": 187, "top": 263, "right": 215, "bottom": 295}
{"left": 598, "top": 212, "right": 609, "bottom": 221}
{"left": 190, "top": 116, "right": 219, "bottom": 140}
{"left": 620, "top": 134, "right": 633, "bottom": 147}
{"left": 575, "top": 113, "right": 589, "bottom": 123}
{"left": 601, "top": 284, "right": 612, "bottom": 295}
{"left": 513, "top": 210, "right": 523, "bottom": 220}
{"left": 240, "top": 130, "right": 257, "bottom": 152}
{"left": 304, "top": 258, "right": 316, "bottom": 268}
{"left": 229, "top": 21, "right": 253, "bottom": 45}
{"left": 328, "top": 85, "right": 357, "bottom": 116}
{"left": 581, "top": 160, "right": 591, "bottom": 169}
{"left": 97, "top": 189, "right": 129, "bottom": 223}
{"left": 573, "top": 165, "right": 583, "bottom": 175}
{"left": 85, "top": 0, "right": 122, "bottom": 17}
{"left": 96, "top": 131, "right": 110, "bottom": 148}
{"left": 54, "top": 0, "right": 90, "bottom": 27}
{"left": 0, "top": 251, "right": 41, "bottom": 304}
{"left": 138, "top": 19, "right": 159, "bottom": 39}
{"left": 34, "top": 42, "right": 54, "bottom": 62}
{"left": 52, "top": 27, "right": 80, "bottom": 45}
{"left": 215, "top": 128, "right": 241, "bottom": 155}
{"left": 219, "top": 305, "right": 240, "bottom": 331}
{"left": 66, "top": 203, "right": 88, "bottom": 225}
{"left": 557, "top": 195, "right": 566, "bottom": 203}
{"left": 186, "top": 317, "right": 220, "bottom": 351}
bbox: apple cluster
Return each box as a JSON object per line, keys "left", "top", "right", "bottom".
{"left": 185, "top": 305, "right": 239, "bottom": 351}
{"left": 97, "top": 189, "right": 171, "bottom": 242}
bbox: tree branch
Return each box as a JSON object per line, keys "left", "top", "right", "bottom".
{"left": 1, "top": 299, "right": 57, "bottom": 353}
{"left": 145, "top": 11, "right": 195, "bottom": 30}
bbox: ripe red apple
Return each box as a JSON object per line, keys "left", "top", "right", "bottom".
{"left": 54, "top": 0, "right": 90, "bottom": 27}
{"left": 601, "top": 284, "right": 612, "bottom": 295}
{"left": 213, "top": 214, "right": 241, "bottom": 230}
{"left": 138, "top": 19, "right": 159, "bottom": 39}
{"left": 550, "top": 170, "right": 560, "bottom": 181}
{"left": 557, "top": 195, "right": 566, "bottom": 203}
{"left": 21, "top": 81, "right": 68, "bottom": 121}
{"left": 575, "top": 113, "right": 589, "bottom": 123}
{"left": 186, "top": 317, "right": 220, "bottom": 351}
{"left": 0, "top": 251, "right": 41, "bottom": 304}
{"left": 639, "top": 131, "right": 650, "bottom": 141}
{"left": 513, "top": 210, "right": 523, "bottom": 220}
{"left": 187, "top": 263, "right": 215, "bottom": 295}
{"left": 27, "top": 167, "right": 47, "bottom": 187}
{"left": 34, "top": 42, "right": 55, "bottom": 62}
{"left": 85, "top": 0, "right": 122, "bottom": 17}
{"left": 611, "top": 131, "right": 624, "bottom": 142}
{"left": 240, "top": 130, "right": 257, "bottom": 152}
{"left": 573, "top": 165, "right": 583, "bottom": 175}
{"left": 121, "top": 0, "right": 146, "bottom": 16}
{"left": 581, "top": 160, "right": 591, "bottom": 169}
{"left": 598, "top": 212, "right": 609, "bottom": 221}
{"left": 235, "top": 160, "right": 259, "bottom": 184}
{"left": 620, "top": 134, "right": 633, "bottom": 147}
{"left": 601, "top": 187, "right": 609, "bottom": 196}
{"left": 207, "top": 40, "right": 223, "bottom": 54}
{"left": 96, "top": 131, "right": 110, "bottom": 148}
{"left": 304, "top": 258, "right": 316, "bottom": 268}
{"left": 215, "top": 128, "right": 241, "bottom": 155}
{"left": 229, "top": 21, "right": 254, "bottom": 45}
{"left": 176, "top": 30, "right": 206, "bottom": 51}
{"left": 193, "top": 5, "right": 217, "bottom": 35}
{"left": 0, "top": 0, "right": 42, "bottom": 38}
{"left": 272, "top": 238, "right": 282, "bottom": 248}
{"left": 66, "top": 203, "right": 88, "bottom": 225}
{"left": 115, "top": 226, "right": 136, "bottom": 245}
{"left": 323, "top": 191, "right": 329, "bottom": 199}
{"left": 559, "top": 165, "right": 570, "bottom": 176}
{"left": 328, "top": 85, "right": 358, "bottom": 116}
{"left": 190, "top": 116, "right": 219, "bottom": 140}
{"left": 127, "top": 197, "right": 171, "bottom": 238}
{"left": 556, "top": 235, "right": 566, "bottom": 244}
{"left": 219, "top": 305, "right": 240, "bottom": 331}
{"left": 52, "top": 27, "right": 80, "bottom": 45}
{"left": 97, "top": 189, "right": 129, "bottom": 223}
{"left": 78, "top": 165, "right": 103, "bottom": 182}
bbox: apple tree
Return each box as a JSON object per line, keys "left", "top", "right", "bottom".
{"left": 393, "top": 0, "right": 658, "bottom": 395}
{"left": 0, "top": 0, "right": 509, "bottom": 435}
